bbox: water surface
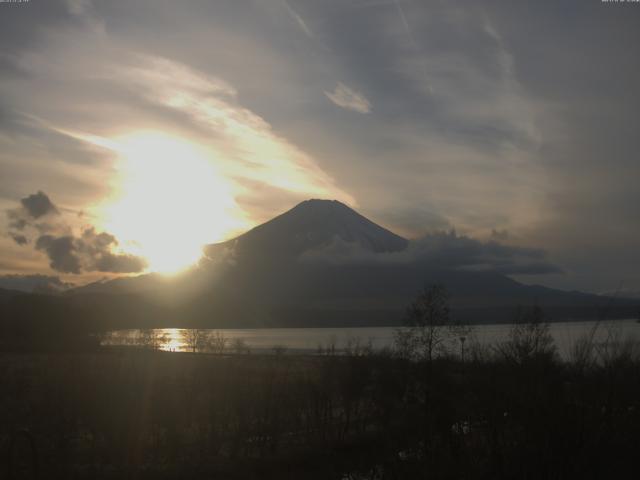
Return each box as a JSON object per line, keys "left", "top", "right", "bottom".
{"left": 104, "top": 319, "right": 640, "bottom": 359}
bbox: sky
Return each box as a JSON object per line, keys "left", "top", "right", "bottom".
{"left": 1, "top": 0, "right": 639, "bottom": 294}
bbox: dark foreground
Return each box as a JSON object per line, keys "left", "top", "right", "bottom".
{"left": 1, "top": 346, "right": 639, "bottom": 480}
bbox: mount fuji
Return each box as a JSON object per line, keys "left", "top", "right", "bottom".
{"left": 204, "top": 199, "right": 408, "bottom": 261}
{"left": 56, "top": 199, "right": 638, "bottom": 329}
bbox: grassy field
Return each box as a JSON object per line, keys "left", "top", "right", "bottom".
{"left": 1, "top": 334, "right": 640, "bottom": 479}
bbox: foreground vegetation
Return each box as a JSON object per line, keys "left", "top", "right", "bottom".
{"left": 1, "top": 317, "right": 639, "bottom": 479}
{"left": 2, "top": 288, "right": 639, "bottom": 478}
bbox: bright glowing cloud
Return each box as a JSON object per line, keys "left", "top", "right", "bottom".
{"left": 120, "top": 56, "right": 354, "bottom": 204}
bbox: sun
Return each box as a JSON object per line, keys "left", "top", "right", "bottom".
{"left": 96, "top": 131, "right": 246, "bottom": 274}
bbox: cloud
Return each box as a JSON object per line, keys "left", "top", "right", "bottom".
{"left": 480, "top": 262, "right": 561, "bottom": 276}
{"left": 6, "top": 191, "right": 61, "bottom": 245}
{"left": 59, "top": 55, "right": 355, "bottom": 207}
{"left": 325, "top": 82, "right": 372, "bottom": 113}
{"left": 7, "top": 210, "right": 28, "bottom": 233}
{"left": 92, "top": 252, "right": 147, "bottom": 274}
{"left": 99, "top": 55, "right": 354, "bottom": 205}
{"left": 300, "top": 230, "right": 562, "bottom": 276}
{"left": 20, "top": 191, "right": 59, "bottom": 219}
{"left": 35, "top": 235, "right": 81, "bottom": 274}
{"left": 35, "top": 228, "right": 147, "bottom": 274}
{"left": 0, "top": 274, "right": 75, "bottom": 293}
{"left": 5, "top": 192, "right": 147, "bottom": 274}
{"left": 65, "top": 0, "right": 92, "bottom": 17}
{"left": 10, "top": 233, "right": 28, "bottom": 246}
{"left": 283, "top": 1, "right": 314, "bottom": 38}
{"left": 79, "top": 227, "right": 148, "bottom": 273}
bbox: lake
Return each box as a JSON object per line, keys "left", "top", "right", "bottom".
{"left": 104, "top": 319, "right": 640, "bottom": 359}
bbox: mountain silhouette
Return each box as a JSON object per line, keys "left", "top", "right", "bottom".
{"left": 204, "top": 199, "right": 408, "bottom": 262}
{"left": 61, "top": 199, "right": 637, "bottom": 329}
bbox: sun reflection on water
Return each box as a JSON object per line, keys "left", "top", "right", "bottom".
{"left": 160, "top": 328, "right": 186, "bottom": 352}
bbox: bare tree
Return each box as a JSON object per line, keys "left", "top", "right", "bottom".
{"left": 138, "top": 329, "right": 169, "bottom": 351}
{"left": 595, "top": 323, "right": 639, "bottom": 369}
{"left": 395, "top": 285, "right": 463, "bottom": 361}
{"left": 495, "top": 305, "right": 556, "bottom": 365}
{"left": 393, "top": 326, "right": 419, "bottom": 360}
{"left": 181, "top": 329, "right": 209, "bottom": 353}
{"left": 209, "top": 331, "right": 228, "bottom": 354}
{"left": 231, "top": 337, "right": 251, "bottom": 355}
{"left": 570, "top": 322, "right": 600, "bottom": 372}
{"left": 344, "top": 336, "right": 374, "bottom": 357}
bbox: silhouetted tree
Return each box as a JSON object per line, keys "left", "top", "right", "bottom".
{"left": 182, "top": 329, "right": 209, "bottom": 353}
{"left": 231, "top": 337, "right": 251, "bottom": 354}
{"left": 208, "top": 331, "right": 228, "bottom": 354}
{"left": 138, "top": 329, "right": 168, "bottom": 350}
{"left": 570, "top": 321, "right": 600, "bottom": 372}
{"left": 395, "top": 284, "right": 463, "bottom": 361}
{"left": 595, "top": 322, "right": 639, "bottom": 369}
{"left": 495, "top": 305, "right": 556, "bottom": 365}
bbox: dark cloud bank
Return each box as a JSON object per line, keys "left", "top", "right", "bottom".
{"left": 299, "top": 230, "right": 561, "bottom": 277}
{"left": 6, "top": 191, "right": 147, "bottom": 274}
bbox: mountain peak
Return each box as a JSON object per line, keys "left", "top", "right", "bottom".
{"left": 293, "top": 198, "right": 350, "bottom": 210}
{"left": 290, "top": 198, "right": 355, "bottom": 214}
{"left": 208, "top": 199, "right": 408, "bottom": 259}
{"left": 299, "top": 198, "right": 341, "bottom": 204}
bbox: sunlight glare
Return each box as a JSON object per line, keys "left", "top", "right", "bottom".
{"left": 98, "top": 132, "right": 245, "bottom": 274}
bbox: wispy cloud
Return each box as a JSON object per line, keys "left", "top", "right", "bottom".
{"left": 66, "top": 0, "right": 91, "bottom": 15}
{"left": 283, "top": 1, "right": 314, "bottom": 38}
{"left": 324, "top": 82, "right": 372, "bottom": 114}
{"left": 100, "top": 56, "right": 355, "bottom": 204}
